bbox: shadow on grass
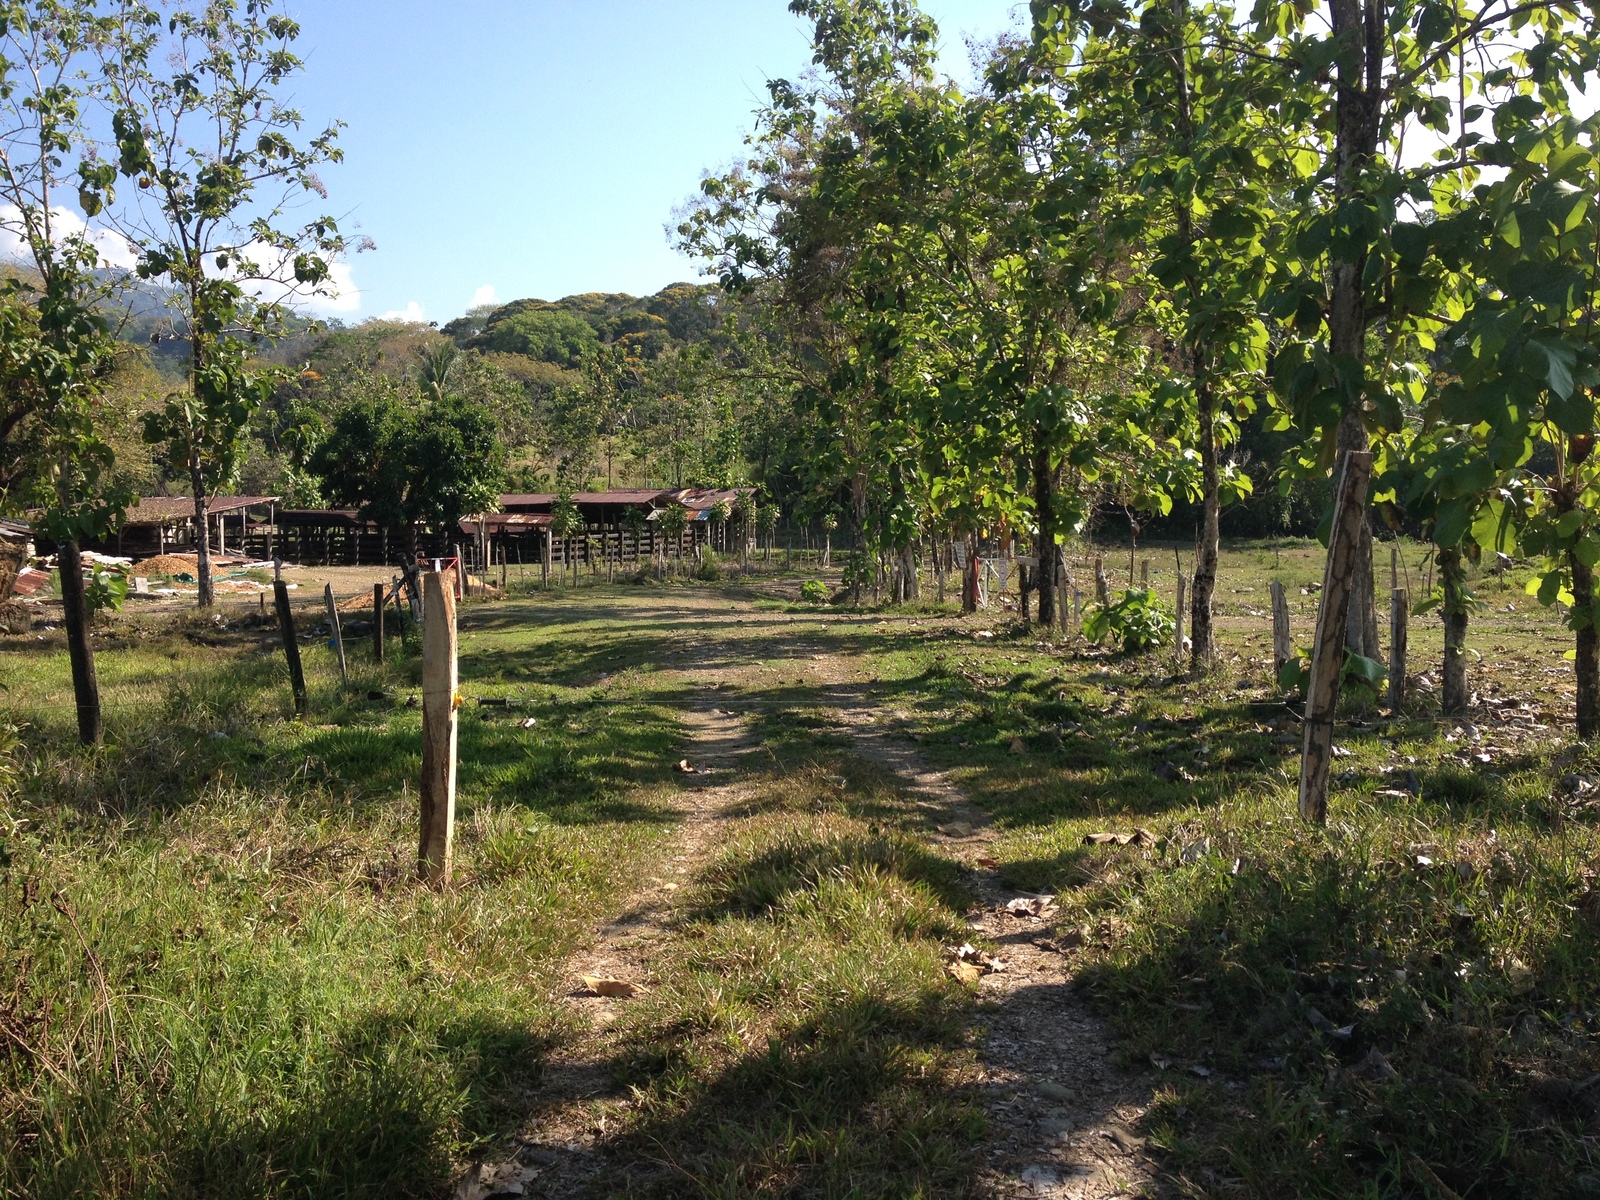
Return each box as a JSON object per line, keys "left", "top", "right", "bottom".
{"left": 17, "top": 1012, "right": 554, "bottom": 1200}
{"left": 1063, "top": 822, "right": 1600, "bottom": 1197}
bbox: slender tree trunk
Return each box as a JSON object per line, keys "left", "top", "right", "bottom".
{"left": 189, "top": 445, "right": 213, "bottom": 607}
{"left": 1033, "top": 445, "right": 1056, "bottom": 628}
{"left": 1572, "top": 550, "right": 1600, "bottom": 739}
{"left": 962, "top": 533, "right": 979, "bottom": 613}
{"left": 1439, "top": 546, "right": 1469, "bottom": 714}
{"left": 58, "top": 539, "right": 101, "bottom": 746}
{"left": 1190, "top": 378, "right": 1220, "bottom": 666}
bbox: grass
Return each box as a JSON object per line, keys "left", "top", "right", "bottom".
{"left": 599, "top": 743, "right": 986, "bottom": 1199}
{"left": 4, "top": 536, "right": 1598, "bottom": 1197}
{"left": 0, "top": 594, "right": 683, "bottom": 1199}
{"left": 850, "top": 537, "right": 1600, "bottom": 1197}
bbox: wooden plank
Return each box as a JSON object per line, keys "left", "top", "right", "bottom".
{"left": 1299, "top": 451, "right": 1374, "bottom": 825}
{"left": 323, "top": 583, "right": 349, "bottom": 686}
{"left": 419, "top": 570, "right": 458, "bottom": 885}
{"left": 274, "top": 580, "right": 307, "bottom": 715}
{"left": 374, "top": 582, "right": 386, "bottom": 664}
{"left": 1271, "top": 581, "right": 1293, "bottom": 675}
{"left": 1388, "top": 588, "right": 1408, "bottom": 712}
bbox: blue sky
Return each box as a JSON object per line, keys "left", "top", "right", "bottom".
{"left": 282, "top": 1, "right": 1026, "bottom": 325}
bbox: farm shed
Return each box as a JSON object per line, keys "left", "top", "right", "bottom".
{"left": 66, "top": 496, "right": 278, "bottom": 560}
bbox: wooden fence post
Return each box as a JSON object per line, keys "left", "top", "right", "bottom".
{"left": 274, "top": 580, "right": 307, "bottom": 715}
{"left": 419, "top": 570, "right": 458, "bottom": 885}
{"left": 1388, "top": 588, "right": 1408, "bottom": 712}
{"left": 1094, "top": 556, "right": 1109, "bottom": 606}
{"left": 1299, "top": 450, "right": 1374, "bottom": 825}
{"left": 452, "top": 543, "right": 465, "bottom": 599}
{"left": 542, "top": 531, "right": 551, "bottom": 590}
{"left": 324, "top": 583, "right": 349, "bottom": 686}
{"left": 374, "top": 582, "right": 386, "bottom": 664}
{"left": 1271, "top": 581, "right": 1293, "bottom": 676}
{"left": 1141, "top": 559, "right": 1150, "bottom": 589}
{"left": 1073, "top": 589, "right": 1083, "bottom": 637}
{"left": 1175, "top": 572, "right": 1187, "bottom": 662}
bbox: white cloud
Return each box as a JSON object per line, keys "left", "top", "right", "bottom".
{"left": 299, "top": 260, "right": 362, "bottom": 316}
{"left": 472, "top": 284, "right": 499, "bottom": 308}
{"left": 0, "top": 205, "right": 139, "bottom": 271}
{"left": 378, "top": 300, "right": 427, "bottom": 323}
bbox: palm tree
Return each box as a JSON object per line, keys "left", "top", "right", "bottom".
{"left": 415, "top": 342, "right": 459, "bottom": 405}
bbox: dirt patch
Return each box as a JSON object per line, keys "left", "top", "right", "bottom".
{"left": 832, "top": 712, "right": 1157, "bottom": 1199}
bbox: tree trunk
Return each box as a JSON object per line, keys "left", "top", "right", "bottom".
{"left": 189, "top": 446, "right": 213, "bottom": 607}
{"left": 1572, "top": 549, "right": 1600, "bottom": 739}
{"left": 1190, "top": 379, "right": 1220, "bottom": 666}
{"left": 1033, "top": 446, "right": 1056, "bottom": 628}
{"left": 57, "top": 539, "right": 101, "bottom": 746}
{"left": 962, "top": 534, "right": 979, "bottom": 613}
{"left": 1439, "top": 547, "right": 1469, "bottom": 714}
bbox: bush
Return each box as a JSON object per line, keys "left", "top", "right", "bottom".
{"left": 694, "top": 547, "right": 721, "bottom": 582}
{"left": 800, "top": 580, "right": 828, "bottom": 604}
{"left": 1082, "top": 588, "right": 1175, "bottom": 654}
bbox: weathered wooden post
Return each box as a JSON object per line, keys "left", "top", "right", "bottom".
{"left": 1175, "top": 573, "right": 1187, "bottom": 662}
{"left": 452, "top": 543, "right": 466, "bottom": 599}
{"left": 1299, "top": 450, "right": 1374, "bottom": 825}
{"left": 1073, "top": 589, "right": 1083, "bottom": 638}
{"left": 1094, "top": 556, "right": 1109, "bottom": 606}
{"left": 419, "top": 570, "right": 458, "bottom": 885}
{"left": 374, "top": 582, "right": 386, "bottom": 664}
{"left": 1141, "top": 559, "right": 1150, "bottom": 589}
{"left": 542, "top": 531, "right": 551, "bottom": 590}
{"left": 1388, "top": 588, "right": 1408, "bottom": 712}
{"left": 274, "top": 579, "right": 307, "bottom": 715}
{"left": 1270, "top": 581, "right": 1293, "bottom": 676}
{"left": 323, "top": 583, "right": 349, "bottom": 686}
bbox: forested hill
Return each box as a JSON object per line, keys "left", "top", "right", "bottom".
{"left": 440, "top": 284, "right": 724, "bottom": 363}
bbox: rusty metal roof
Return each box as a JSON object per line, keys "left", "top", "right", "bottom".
{"left": 122, "top": 495, "right": 278, "bottom": 525}
{"left": 459, "top": 513, "right": 554, "bottom": 535}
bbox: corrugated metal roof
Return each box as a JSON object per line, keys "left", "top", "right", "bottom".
{"left": 122, "top": 495, "right": 278, "bottom": 525}
{"left": 459, "top": 513, "right": 554, "bottom": 534}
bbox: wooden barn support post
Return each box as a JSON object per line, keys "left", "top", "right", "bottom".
{"left": 374, "top": 582, "right": 386, "bottom": 664}
{"left": 1388, "top": 588, "right": 1408, "bottom": 712}
{"left": 324, "top": 583, "right": 349, "bottom": 687}
{"left": 274, "top": 575, "right": 307, "bottom": 715}
{"left": 1299, "top": 451, "right": 1374, "bottom": 825}
{"left": 419, "top": 570, "right": 458, "bottom": 885}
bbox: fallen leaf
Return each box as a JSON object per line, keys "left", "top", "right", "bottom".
{"left": 1180, "top": 838, "right": 1211, "bottom": 864}
{"left": 1085, "top": 831, "right": 1134, "bottom": 846}
{"left": 947, "top": 961, "right": 983, "bottom": 985}
{"left": 1006, "top": 896, "right": 1058, "bottom": 919}
{"left": 975, "top": 855, "right": 999, "bottom": 868}
{"left": 1009, "top": 737, "right": 1027, "bottom": 755}
{"left": 582, "top": 976, "right": 641, "bottom": 999}
{"left": 1133, "top": 826, "right": 1159, "bottom": 847}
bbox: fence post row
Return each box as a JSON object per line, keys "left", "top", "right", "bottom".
{"left": 419, "top": 569, "right": 458, "bottom": 886}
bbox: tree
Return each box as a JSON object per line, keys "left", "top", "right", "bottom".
{"left": 90, "top": 0, "right": 349, "bottom": 606}
{"left": 621, "top": 503, "right": 649, "bottom": 566}
{"left": 477, "top": 308, "right": 599, "bottom": 366}
{"left": 0, "top": 0, "right": 131, "bottom": 745}
{"left": 548, "top": 490, "right": 581, "bottom": 584}
{"left": 307, "top": 380, "right": 505, "bottom": 558}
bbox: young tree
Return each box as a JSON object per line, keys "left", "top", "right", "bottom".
{"left": 0, "top": 0, "right": 131, "bottom": 745}
{"left": 88, "top": 0, "right": 349, "bottom": 605}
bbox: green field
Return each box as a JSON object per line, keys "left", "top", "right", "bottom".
{"left": 2, "top": 542, "right": 1597, "bottom": 1198}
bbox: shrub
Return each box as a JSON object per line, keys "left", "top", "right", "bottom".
{"left": 1082, "top": 588, "right": 1175, "bottom": 654}
{"left": 800, "top": 581, "right": 828, "bottom": 604}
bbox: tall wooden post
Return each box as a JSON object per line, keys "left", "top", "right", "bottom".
{"left": 324, "top": 583, "right": 349, "bottom": 686}
{"left": 374, "top": 582, "right": 386, "bottom": 664}
{"left": 419, "top": 570, "right": 458, "bottom": 885}
{"left": 274, "top": 580, "right": 307, "bottom": 715}
{"left": 1299, "top": 451, "right": 1374, "bottom": 825}
{"left": 1175, "top": 573, "right": 1187, "bottom": 662}
{"left": 1094, "top": 556, "right": 1109, "bottom": 606}
{"left": 542, "top": 531, "right": 551, "bottom": 590}
{"left": 1270, "top": 581, "right": 1293, "bottom": 676}
{"left": 1388, "top": 588, "right": 1408, "bottom": 712}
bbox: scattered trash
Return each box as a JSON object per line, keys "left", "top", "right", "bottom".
{"left": 675, "top": 759, "right": 700, "bottom": 775}
{"left": 1180, "top": 838, "right": 1211, "bottom": 865}
{"left": 1189, "top": 1064, "right": 1212, "bottom": 1078}
{"left": 1085, "top": 827, "right": 1157, "bottom": 848}
{"left": 1351, "top": 1048, "right": 1399, "bottom": 1082}
{"left": 1331, "top": 745, "right": 1354, "bottom": 758}
{"left": 975, "top": 630, "right": 996, "bottom": 640}
{"left": 582, "top": 976, "right": 641, "bottom": 999}
{"left": 1018, "top": 1165, "right": 1061, "bottom": 1194}
{"left": 1006, "top": 895, "right": 1058, "bottom": 919}
{"left": 1150, "top": 1053, "right": 1172, "bottom": 1070}
{"left": 521, "top": 717, "right": 538, "bottom": 729}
